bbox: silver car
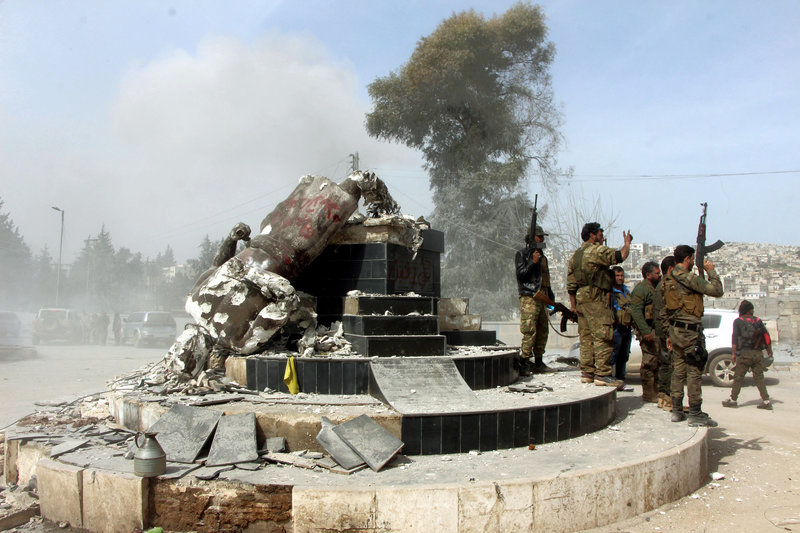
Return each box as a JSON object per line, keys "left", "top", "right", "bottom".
{"left": 121, "top": 311, "right": 177, "bottom": 347}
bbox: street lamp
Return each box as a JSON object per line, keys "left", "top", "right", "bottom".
{"left": 51, "top": 206, "right": 64, "bottom": 306}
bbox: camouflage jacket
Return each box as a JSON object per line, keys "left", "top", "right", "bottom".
{"left": 567, "top": 241, "right": 623, "bottom": 303}
{"left": 664, "top": 264, "right": 723, "bottom": 325}
{"left": 630, "top": 279, "right": 656, "bottom": 336}
{"left": 654, "top": 278, "right": 669, "bottom": 340}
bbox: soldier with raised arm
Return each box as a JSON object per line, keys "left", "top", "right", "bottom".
{"left": 664, "top": 244, "right": 723, "bottom": 427}
{"left": 567, "top": 223, "right": 632, "bottom": 388}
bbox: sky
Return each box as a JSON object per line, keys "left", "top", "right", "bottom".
{"left": 2, "top": 0, "right": 799, "bottom": 266}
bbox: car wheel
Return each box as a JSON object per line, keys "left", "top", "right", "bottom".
{"left": 708, "top": 352, "right": 735, "bottom": 387}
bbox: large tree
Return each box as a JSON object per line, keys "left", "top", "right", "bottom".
{"left": 0, "top": 198, "right": 33, "bottom": 309}
{"left": 366, "top": 2, "right": 564, "bottom": 318}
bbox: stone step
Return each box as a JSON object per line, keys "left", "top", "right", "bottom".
{"left": 343, "top": 314, "right": 439, "bottom": 336}
{"left": 344, "top": 333, "right": 446, "bottom": 357}
{"left": 344, "top": 295, "right": 435, "bottom": 316}
{"left": 443, "top": 330, "right": 497, "bottom": 346}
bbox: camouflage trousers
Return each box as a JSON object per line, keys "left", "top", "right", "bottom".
{"left": 669, "top": 326, "right": 703, "bottom": 405}
{"left": 731, "top": 348, "right": 770, "bottom": 402}
{"left": 657, "top": 338, "right": 673, "bottom": 396}
{"left": 577, "top": 299, "right": 614, "bottom": 377}
{"left": 519, "top": 295, "right": 549, "bottom": 360}
{"left": 639, "top": 335, "right": 660, "bottom": 397}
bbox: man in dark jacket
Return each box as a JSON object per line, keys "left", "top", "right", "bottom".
{"left": 515, "top": 225, "right": 556, "bottom": 375}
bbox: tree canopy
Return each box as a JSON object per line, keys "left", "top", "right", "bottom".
{"left": 366, "top": 2, "right": 564, "bottom": 318}
{"left": 367, "top": 2, "right": 562, "bottom": 194}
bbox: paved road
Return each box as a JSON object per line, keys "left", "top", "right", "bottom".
{"left": 0, "top": 342, "right": 167, "bottom": 429}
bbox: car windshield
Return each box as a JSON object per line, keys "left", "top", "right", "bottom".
{"left": 39, "top": 310, "right": 67, "bottom": 320}
{"left": 702, "top": 314, "right": 722, "bottom": 329}
{"left": 145, "top": 314, "right": 175, "bottom": 326}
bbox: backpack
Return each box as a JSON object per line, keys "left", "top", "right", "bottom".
{"left": 737, "top": 316, "right": 765, "bottom": 349}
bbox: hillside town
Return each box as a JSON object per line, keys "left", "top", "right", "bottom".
{"left": 546, "top": 241, "right": 800, "bottom": 341}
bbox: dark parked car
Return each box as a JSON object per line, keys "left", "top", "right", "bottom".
{"left": 0, "top": 311, "right": 22, "bottom": 337}
{"left": 32, "top": 308, "right": 83, "bottom": 345}
{"left": 122, "top": 311, "right": 177, "bottom": 347}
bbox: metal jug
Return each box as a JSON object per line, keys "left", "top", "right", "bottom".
{"left": 133, "top": 432, "right": 166, "bottom": 477}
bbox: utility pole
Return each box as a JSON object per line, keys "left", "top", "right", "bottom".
{"left": 51, "top": 206, "right": 64, "bottom": 307}
{"left": 349, "top": 152, "right": 359, "bottom": 172}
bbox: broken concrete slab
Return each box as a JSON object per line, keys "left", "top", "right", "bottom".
{"left": 159, "top": 463, "right": 201, "bottom": 480}
{"left": 369, "top": 357, "right": 484, "bottom": 415}
{"left": 205, "top": 413, "right": 259, "bottom": 467}
{"left": 146, "top": 404, "right": 221, "bottom": 463}
{"left": 315, "top": 416, "right": 366, "bottom": 471}
{"left": 49, "top": 439, "right": 89, "bottom": 458}
{"left": 193, "top": 465, "right": 235, "bottom": 480}
{"left": 314, "top": 456, "right": 367, "bottom": 475}
{"left": 265, "top": 436, "right": 287, "bottom": 453}
{"left": 331, "top": 414, "right": 403, "bottom": 472}
{"left": 263, "top": 452, "right": 317, "bottom": 470}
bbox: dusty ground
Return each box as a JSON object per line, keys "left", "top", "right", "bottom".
{"left": 587, "top": 365, "right": 800, "bottom": 533}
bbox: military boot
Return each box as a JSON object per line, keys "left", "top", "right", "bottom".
{"left": 642, "top": 380, "right": 658, "bottom": 403}
{"left": 687, "top": 403, "right": 718, "bottom": 427}
{"left": 670, "top": 397, "right": 686, "bottom": 422}
{"left": 661, "top": 395, "right": 673, "bottom": 412}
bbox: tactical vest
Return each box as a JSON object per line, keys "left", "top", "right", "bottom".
{"left": 613, "top": 289, "right": 633, "bottom": 326}
{"left": 664, "top": 273, "right": 703, "bottom": 318}
{"left": 571, "top": 244, "right": 612, "bottom": 292}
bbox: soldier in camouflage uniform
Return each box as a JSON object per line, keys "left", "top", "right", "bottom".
{"left": 630, "top": 261, "right": 661, "bottom": 403}
{"left": 515, "top": 225, "right": 557, "bottom": 375}
{"left": 654, "top": 256, "right": 676, "bottom": 410}
{"left": 664, "top": 245, "right": 723, "bottom": 427}
{"left": 567, "top": 222, "right": 632, "bottom": 388}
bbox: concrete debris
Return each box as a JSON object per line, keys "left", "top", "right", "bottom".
{"left": 264, "top": 437, "right": 287, "bottom": 453}
{"left": 264, "top": 452, "right": 317, "bottom": 470}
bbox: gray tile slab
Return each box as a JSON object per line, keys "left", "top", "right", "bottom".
{"left": 205, "top": 413, "right": 259, "bottom": 467}
{"left": 315, "top": 416, "right": 365, "bottom": 471}
{"left": 146, "top": 404, "right": 221, "bottom": 463}
{"left": 369, "top": 357, "right": 484, "bottom": 415}
{"left": 49, "top": 439, "right": 89, "bottom": 458}
{"left": 331, "top": 414, "right": 403, "bottom": 472}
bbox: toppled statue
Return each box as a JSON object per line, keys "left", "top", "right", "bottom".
{"left": 167, "top": 171, "right": 400, "bottom": 378}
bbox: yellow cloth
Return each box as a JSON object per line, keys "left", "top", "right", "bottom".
{"left": 283, "top": 356, "right": 300, "bottom": 394}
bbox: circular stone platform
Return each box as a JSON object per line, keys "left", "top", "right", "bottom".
{"left": 24, "top": 385, "right": 708, "bottom": 532}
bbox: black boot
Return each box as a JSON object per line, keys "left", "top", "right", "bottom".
{"left": 670, "top": 397, "right": 686, "bottom": 422}
{"left": 687, "top": 402, "right": 718, "bottom": 427}
{"left": 515, "top": 356, "right": 533, "bottom": 377}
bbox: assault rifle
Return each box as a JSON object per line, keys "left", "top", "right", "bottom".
{"left": 696, "top": 202, "right": 724, "bottom": 279}
{"left": 526, "top": 194, "right": 546, "bottom": 254}
{"left": 533, "top": 289, "right": 577, "bottom": 333}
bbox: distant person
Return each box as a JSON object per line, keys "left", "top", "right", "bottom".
{"left": 630, "top": 261, "right": 662, "bottom": 403}
{"left": 610, "top": 266, "right": 633, "bottom": 384}
{"left": 722, "top": 300, "right": 773, "bottom": 410}
{"left": 112, "top": 312, "right": 122, "bottom": 345}
{"left": 515, "top": 225, "right": 556, "bottom": 375}
{"left": 653, "top": 255, "right": 676, "bottom": 411}
{"left": 567, "top": 222, "right": 632, "bottom": 388}
{"left": 664, "top": 245, "right": 723, "bottom": 427}
{"left": 97, "top": 312, "right": 110, "bottom": 345}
